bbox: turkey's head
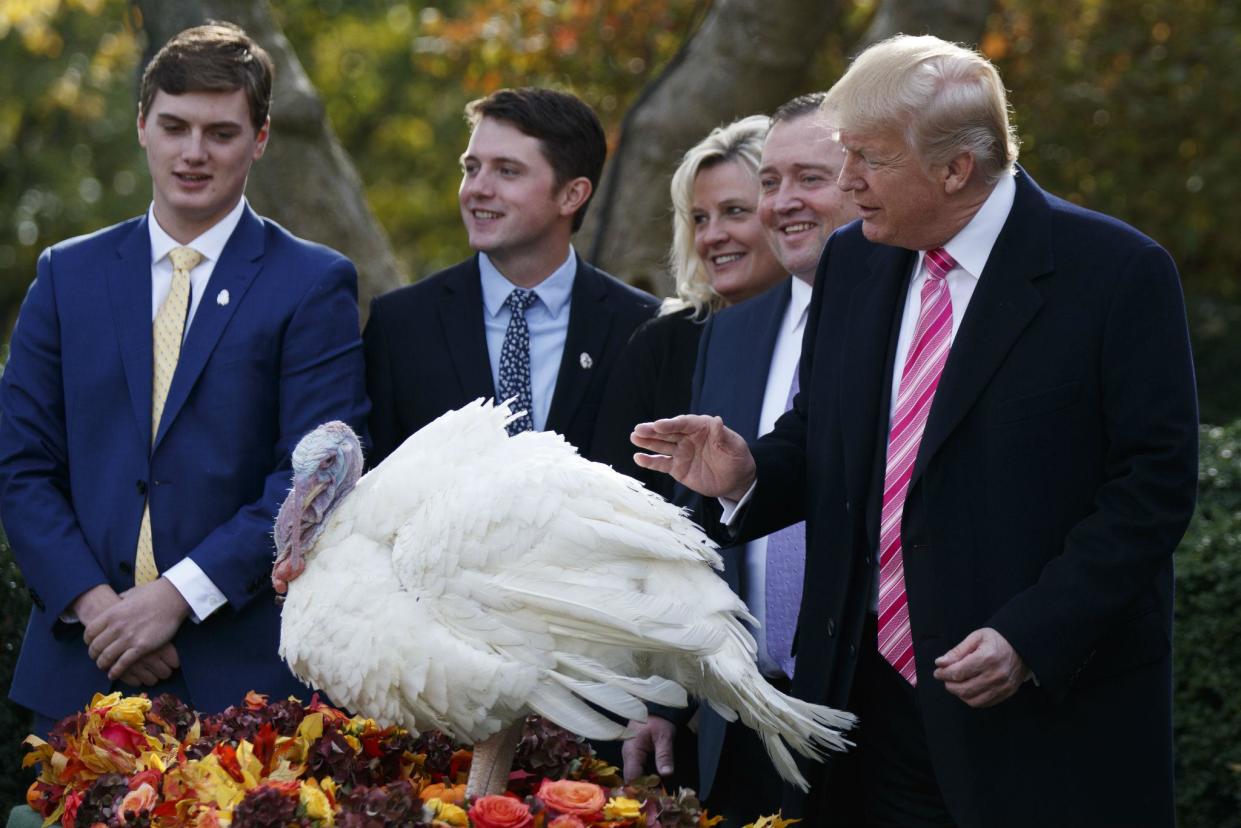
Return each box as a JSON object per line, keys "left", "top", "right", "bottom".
{"left": 273, "top": 420, "right": 364, "bottom": 593}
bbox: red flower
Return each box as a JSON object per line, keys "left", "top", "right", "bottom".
{"left": 128, "top": 769, "right": 161, "bottom": 792}
{"left": 62, "top": 789, "right": 85, "bottom": 828}
{"left": 536, "top": 779, "right": 606, "bottom": 820}
{"left": 99, "top": 722, "right": 146, "bottom": 754}
{"left": 469, "top": 794, "right": 534, "bottom": 828}
{"left": 548, "top": 816, "right": 588, "bottom": 828}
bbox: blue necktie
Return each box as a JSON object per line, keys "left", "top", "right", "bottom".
{"left": 765, "top": 366, "right": 805, "bottom": 678}
{"left": 497, "top": 288, "right": 537, "bottom": 435}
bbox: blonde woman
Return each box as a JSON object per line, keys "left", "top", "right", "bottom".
{"left": 593, "top": 114, "right": 784, "bottom": 498}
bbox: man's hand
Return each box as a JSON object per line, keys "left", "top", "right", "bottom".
{"left": 116, "top": 643, "right": 181, "bottom": 687}
{"left": 622, "top": 715, "right": 677, "bottom": 782}
{"left": 83, "top": 578, "right": 191, "bottom": 681}
{"left": 631, "top": 415, "right": 756, "bottom": 500}
{"left": 933, "top": 627, "right": 1030, "bottom": 708}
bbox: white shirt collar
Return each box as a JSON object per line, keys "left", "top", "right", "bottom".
{"left": 147, "top": 197, "right": 248, "bottom": 266}
{"left": 479, "top": 249, "right": 577, "bottom": 319}
{"left": 916, "top": 171, "right": 1017, "bottom": 280}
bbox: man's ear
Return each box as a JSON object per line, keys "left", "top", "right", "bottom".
{"left": 558, "top": 177, "right": 593, "bottom": 218}
{"left": 942, "top": 150, "right": 976, "bottom": 195}
{"left": 253, "top": 116, "right": 272, "bottom": 161}
{"left": 137, "top": 114, "right": 147, "bottom": 148}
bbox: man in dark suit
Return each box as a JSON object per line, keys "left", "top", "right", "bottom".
{"left": 364, "top": 88, "right": 656, "bottom": 465}
{"left": 0, "top": 23, "right": 368, "bottom": 732}
{"left": 622, "top": 94, "right": 859, "bottom": 822}
{"left": 633, "top": 35, "right": 1197, "bottom": 827}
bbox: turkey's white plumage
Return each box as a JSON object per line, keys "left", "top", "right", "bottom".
{"left": 277, "top": 400, "right": 854, "bottom": 790}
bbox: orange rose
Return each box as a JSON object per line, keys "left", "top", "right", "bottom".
{"left": 420, "top": 782, "right": 467, "bottom": 805}
{"left": 468, "top": 794, "right": 534, "bottom": 828}
{"left": 119, "top": 782, "right": 158, "bottom": 822}
{"left": 549, "top": 815, "right": 588, "bottom": 828}
{"left": 536, "top": 779, "right": 606, "bottom": 820}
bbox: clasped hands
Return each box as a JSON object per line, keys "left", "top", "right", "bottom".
{"left": 629, "top": 415, "right": 1031, "bottom": 709}
{"left": 75, "top": 579, "right": 191, "bottom": 687}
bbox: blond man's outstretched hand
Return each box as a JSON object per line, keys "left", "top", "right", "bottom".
{"left": 631, "top": 415, "right": 756, "bottom": 501}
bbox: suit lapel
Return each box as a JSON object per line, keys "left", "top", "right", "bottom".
{"left": 911, "top": 170, "right": 1051, "bottom": 485}
{"left": 154, "top": 205, "right": 264, "bottom": 450}
{"left": 546, "top": 257, "right": 613, "bottom": 434}
{"left": 437, "top": 256, "right": 496, "bottom": 401}
{"left": 841, "top": 245, "right": 916, "bottom": 511}
{"left": 108, "top": 216, "right": 155, "bottom": 448}
{"left": 732, "top": 282, "right": 791, "bottom": 441}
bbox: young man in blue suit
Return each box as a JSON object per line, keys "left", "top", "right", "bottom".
{"left": 633, "top": 36, "right": 1196, "bottom": 827}
{"left": 0, "top": 23, "right": 368, "bottom": 732}
{"left": 364, "top": 88, "right": 657, "bottom": 465}
{"left": 622, "top": 95, "right": 859, "bottom": 822}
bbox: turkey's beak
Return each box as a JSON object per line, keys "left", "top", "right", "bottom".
{"left": 272, "top": 476, "right": 326, "bottom": 594}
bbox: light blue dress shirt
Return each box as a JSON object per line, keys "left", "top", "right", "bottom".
{"left": 479, "top": 250, "right": 576, "bottom": 432}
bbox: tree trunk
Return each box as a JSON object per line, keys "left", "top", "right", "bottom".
{"left": 857, "top": 0, "right": 994, "bottom": 49}
{"left": 135, "top": 0, "right": 405, "bottom": 313}
{"left": 584, "top": 0, "right": 994, "bottom": 294}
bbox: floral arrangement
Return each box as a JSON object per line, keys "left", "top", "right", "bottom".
{"left": 21, "top": 691, "right": 726, "bottom": 828}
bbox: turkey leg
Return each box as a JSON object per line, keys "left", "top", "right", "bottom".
{"left": 466, "top": 722, "right": 524, "bottom": 798}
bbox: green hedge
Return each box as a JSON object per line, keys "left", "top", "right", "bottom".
{"left": 0, "top": 424, "right": 1239, "bottom": 820}
{"left": 1174, "top": 421, "right": 1241, "bottom": 826}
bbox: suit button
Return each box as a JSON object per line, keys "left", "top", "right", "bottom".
{"left": 863, "top": 555, "right": 872, "bottom": 566}
{"left": 845, "top": 500, "right": 851, "bottom": 513}
{"left": 848, "top": 642, "right": 857, "bottom": 657}
{"left": 119, "top": 561, "right": 134, "bottom": 575}
{"left": 136, "top": 480, "right": 148, "bottom": 496}
{"left": 827, "top": 619, "right": 836, "bottom": 637}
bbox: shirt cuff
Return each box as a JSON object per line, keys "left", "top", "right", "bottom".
{"left": 163, "top": 559, "right": 228, "bottom": 623}
{"left": 718, "top": 480, "right": 757, "bottom": 527}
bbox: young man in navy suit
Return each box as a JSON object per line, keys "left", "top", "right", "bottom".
{"left": 633, "top": 36, "right": 1196, "bottom": 827}
{"left": 364, "top": 88, "right": 657, "bottom": 465}
{"left": 623, "top": 95, "right": 859, "bottom": 822}
{"left": 0, "top": 23, "right": 369, "bottom": 732}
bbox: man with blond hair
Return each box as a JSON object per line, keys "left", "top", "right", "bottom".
{"left": 632, "top": 35, "right": 1195, "bottom": 826}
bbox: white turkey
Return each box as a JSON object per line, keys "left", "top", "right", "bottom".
{"left": 272, "top": 399, "right": 855, "bottom": 795}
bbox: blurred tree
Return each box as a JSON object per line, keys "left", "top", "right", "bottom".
{"left": 0, "top": 0, "right": 148, "bottom": 331}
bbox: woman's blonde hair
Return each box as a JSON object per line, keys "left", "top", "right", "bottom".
{"left": 661, "top": 114, "right": 771, "bottom": 318}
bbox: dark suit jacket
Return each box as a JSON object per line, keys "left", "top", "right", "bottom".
{"left": 743, "top": 170, "right": 1198, "bottom": 827}
{"left": 364, "top": 253, "right": 657, "bottom": 465}
{"left": 687, "top": 280, "right": 791, "bottom": 801}
{"left": 0, "top": 206, "right": 369, "bottom": 719}
{"left": 591, "top": 308, "right": 704, "bottom": 501}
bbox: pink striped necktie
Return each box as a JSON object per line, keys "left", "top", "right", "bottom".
{"left": 877, "top": 247, "right": 957, "bottom": 685}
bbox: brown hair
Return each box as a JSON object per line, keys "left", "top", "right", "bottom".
{"left": 139, "top": 21, "right": 274, "bottom": 132}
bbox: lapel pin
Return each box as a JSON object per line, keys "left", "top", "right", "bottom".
{"left": 216, "top": 289, "right": 230, "bottom": 307}
{"left": 579, "top": 352, "right": 593, "bottom": 369}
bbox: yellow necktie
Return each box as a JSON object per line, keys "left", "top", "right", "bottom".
{"left": 134, "top": 246, "right": 203, "bottom": 585}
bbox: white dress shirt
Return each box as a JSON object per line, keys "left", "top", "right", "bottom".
{"left": 145, "top": 198, "right": 248, "bottom": 622}
{"left": 744, "top": 277, "right": 812, "bottom": 677}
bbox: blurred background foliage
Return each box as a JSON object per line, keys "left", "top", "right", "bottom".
{"left": 1, "top": 0, "right": 1237, "bottom": 416}
{"left": 1, "top": 1, "right": 1240, "bottom": 820}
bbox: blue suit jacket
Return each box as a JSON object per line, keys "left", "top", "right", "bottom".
{"left": 0, "top": 205, "right": 369, "bottom": 719}
{"left": 686, "top": 280, "right": 791, "bottom": 799}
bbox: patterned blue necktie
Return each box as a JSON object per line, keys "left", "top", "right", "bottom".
{"left": 765, "top": 365, "right": 806, "bottom": 678}
{"left": 497, "top": 288, "right": 537, "bottom": 435}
